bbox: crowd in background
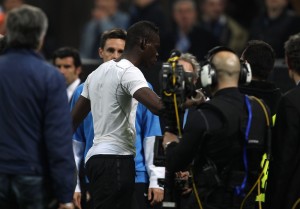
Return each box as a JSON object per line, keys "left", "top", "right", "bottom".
{"left": 1, "top": 0, "right": 300, "bottom": 61}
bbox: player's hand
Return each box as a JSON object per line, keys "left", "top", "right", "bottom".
{"left": 73, "top": 192, "right": 81, "bottom": 209}
{"left": 148, "top": 187, "right": 164, "bottom": 206}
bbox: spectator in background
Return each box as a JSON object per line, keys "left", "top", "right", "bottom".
{"left": 0, "top": 5, "right": 75, "bottom": 209}
{"left": 53, "top": 47, "right": 82, "bottom": 102}
{"left": 128, "top": 0, "right": 168, "bottom": 37}
{"left": 266, "top": 32, "right": 300, "bottom": 209}
{"left": 199, "top": 0, "right": 248, "bottom": 54}
{"left": 160, "top": 0, "right": 219, "bottom": 61}
{"left": 79, "top": 0, "right": 129, "bottom": 59}
{"left": 249, "top": 0, "right": 300, "bottom": 58}
{"left": 0, "top": 0, "right": 24, "bottom": 34}
{"left": 239, "top": 40, "right": 282, "bottom": 116}
{"left": 225, "top": 0, "right": 262, "bottom": 29}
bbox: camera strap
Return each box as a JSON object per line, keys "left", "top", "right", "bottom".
{"left": 235, "top": 95, "right": 252, "bottom": 196}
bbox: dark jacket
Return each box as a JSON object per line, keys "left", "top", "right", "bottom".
{"left": 0, "top": 49, "right": 75, "bottom": 203}
{"left": 239, "top": 80, "right": 282, "bottom": 116}
{"left": 266, "top": 85, "right": 300, "bottom": 209}
{"left": 159, "top": 25, "right": 219, "bottom": 61}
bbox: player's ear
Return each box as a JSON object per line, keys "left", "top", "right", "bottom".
{"left": 98, "top": 47, "right": 103, "bottom": 58}
{"left": 140, "top": 38, "right": 146, "bottom": 51}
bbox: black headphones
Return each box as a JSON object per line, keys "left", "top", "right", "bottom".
{"left": 200, "top": 46, "right": 252, "bottom": 87}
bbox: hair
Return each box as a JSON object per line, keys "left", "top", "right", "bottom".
{"left": 6, "top": 4, "right": 48, "bottom": 49}
{"left": 52, "top": 47, "right": 82, "bottom": 68}
{"left": 125, "top": 20, "right": 159, "bottom": 50}
{"left": 99, "top": 28, "right": 127, "bottom": 49}
{"left": 284, "top": 33, "right": 300, "bottom": 74}
{"left": 242, "top": 40, "right": 275, "bottom": 80}
{"left": 173, "top": 0, "right": 196, "bottom": 11}
{"left": 179, "top": 52, "right": 200, "bottom": 77}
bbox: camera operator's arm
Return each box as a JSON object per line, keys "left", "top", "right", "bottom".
{"left": 163, "top": 109, "right": 222, "bottom": 172}
{"left": 133, "top": 87, "right": 164, "bottom": 115}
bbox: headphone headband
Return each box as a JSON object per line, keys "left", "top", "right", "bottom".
{"left": 205, "top": 46, "right": 235, "bottom": 60}
{"left": 200, "top": 46, "right": 252, "bottom": 87}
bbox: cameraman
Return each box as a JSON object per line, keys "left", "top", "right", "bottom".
{"left": 163, "top": 47, "right": 260, "bottom": 209}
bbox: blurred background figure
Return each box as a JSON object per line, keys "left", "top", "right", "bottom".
{"left": 160, "top": 0, "right": 219, "bottom": 61}
{"left": 249, "top": 0, "right": 300, "bottom": 58}
{"left": 79, "top": 0, "right": 129, "bottom": 59}
{"left": 0, "top": 0, "right": 24, "bottom": 34}
{"left": 199, "top": 0, "right": 248, "bottom": 54}
{"left": 53, "top": 47, "right": 82, "bottom": 102}
{"left": 128, "top": 0, "right": 168, "bottom": 37}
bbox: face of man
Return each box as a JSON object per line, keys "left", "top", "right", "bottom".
{"left": 173, "top": 1, "right": 197, "bottom": 32}
{"left": 202, "top": 0, "right": 224, "bottom": 21}
{"left": 98, "top": 38, "right": 125, "bottom": 62}
{"left": 54, "top": 57, "right": 81, "bottom": 86}
{"left": 141, "top": 33, "right": 160, "bottom": 67}
{"left": 265, "top": 0, "right": 288, "bottom": 10}
{"left": 178, "top": 59, "right": 197, "bottom": 84}
{"left": 178, "top": 59, "right": 194, "bottom": 73}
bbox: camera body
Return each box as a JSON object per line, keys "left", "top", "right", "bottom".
{"left": 160, "top": 62, "right": 196, "bottom": 111}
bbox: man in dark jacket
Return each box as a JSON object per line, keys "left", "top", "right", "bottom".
{"left": 0, "top": 5, "right": 75, "bottom": 209}
{"left": 266, "top": 33, "right": 300, "bottom": 209}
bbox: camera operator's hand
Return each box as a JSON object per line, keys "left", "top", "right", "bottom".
{"left": 184, "top": 89, "right": 206, "bottom": 108}
{"left": 163, "top": 132, "right": 179, "bottom": 150}
{"left": 148, "top": 187, "right": 164, "bottom": 206}
{"left": 175, "top": 171, "right": 192, "bottom": 196}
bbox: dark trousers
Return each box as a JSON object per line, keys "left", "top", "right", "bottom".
{"left": 86, "top": 154, "right": 135, "bottom": 209}
{"left": 0, "top": 174, "right": 50, "bottom": 209}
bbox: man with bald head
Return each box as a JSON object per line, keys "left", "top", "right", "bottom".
{"left": 162, "top": 47, "right": 266, "bottom": 208}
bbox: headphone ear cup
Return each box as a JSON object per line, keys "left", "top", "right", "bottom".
{"left": 200, "top": 63, "right": 216, "bottom": 87}
{"left": 239, "top": 61, "right": 252, "bottom": 84}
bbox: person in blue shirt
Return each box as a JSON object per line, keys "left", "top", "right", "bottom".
{"left": 71, "top": 28, "right": 164, "bottom": 209}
